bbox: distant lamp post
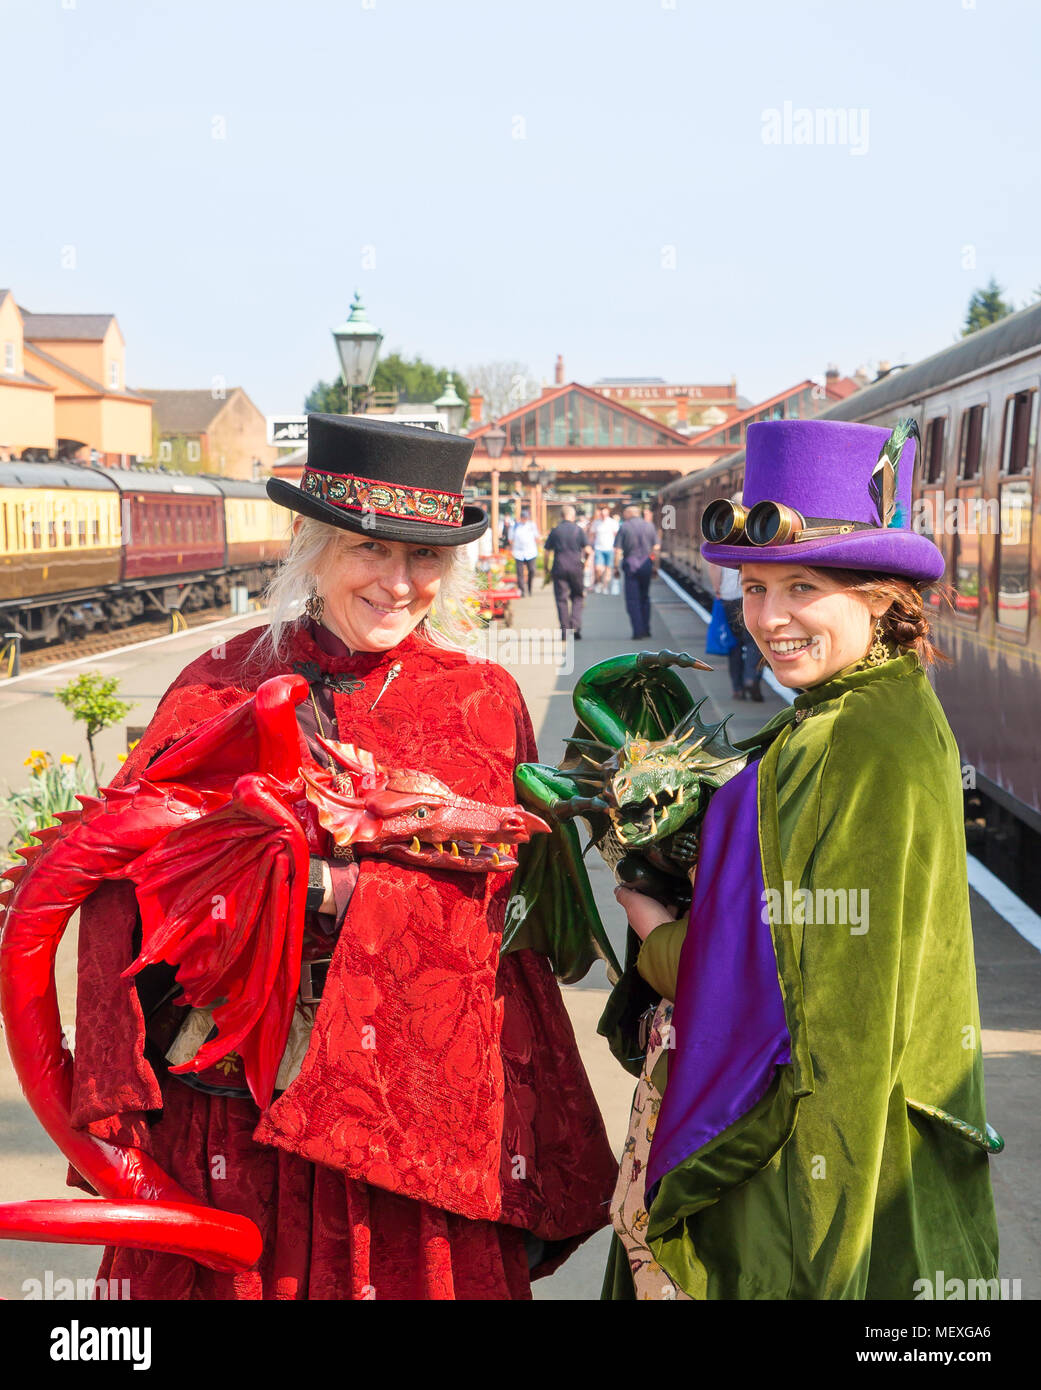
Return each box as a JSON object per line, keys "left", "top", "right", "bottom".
{"left": 434, "top": 373, "right": 467, "bottom": 433}
{"left": 525, "top": 455, "right": 543, "bottom": 530}
{"left": 483, "top": 424, "right": 507, "bottom": 543}
{"left": 332, "top": 292, "right": 383, "bottom": 414}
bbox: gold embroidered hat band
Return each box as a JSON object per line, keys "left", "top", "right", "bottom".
{"left": 300, "top": 467, "right": 465, "bottom": 527}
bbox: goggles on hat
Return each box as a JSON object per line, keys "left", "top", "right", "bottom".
{"left": 701, "top": 498, "right": 878, "bottom": 547}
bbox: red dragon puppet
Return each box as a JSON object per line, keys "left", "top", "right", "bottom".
{"left": 0, "top": 673, "right": 548, "bottom": 1272}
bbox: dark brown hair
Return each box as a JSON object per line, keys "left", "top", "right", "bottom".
{"left": 807, "top": 568, "right": 951, "bottom": 667}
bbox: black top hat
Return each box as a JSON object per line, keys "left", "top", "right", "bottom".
{"left": 266, "top": 413, "right": 489, "bottom": 546}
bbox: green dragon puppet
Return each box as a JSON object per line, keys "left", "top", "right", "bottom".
{"left": 507, "top": 649, "right": 749, "bottom": 1074}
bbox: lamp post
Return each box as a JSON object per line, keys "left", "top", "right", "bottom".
{"left": 433, "top": 373, "right": 467, "bottom": 434}
{"left": 332, "top": 292, "right": 383, "bottom": 414}
{"left": 509, "top": 442, "right": 525, "bottom": 514}
{"left": 526, "top": 455, "right": 544, "bottom": 534}
{"left": 482, "top": 424, "right": 507, "bottom": 545}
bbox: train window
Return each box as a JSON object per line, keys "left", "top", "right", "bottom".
{"left": 996, "top": 479, "right": 1032, "bottom": 632}
{"left": 78, "top": 519, "right": 87, "bottom": 546}
{"left": 47, "top": 520, "right": 56, "bottom": 547}
{"left": 950, "top": 486, "right": 982, "bottom": 623}
{"left": 63, "top": 518, "right": 72, "bottom": 546}
{"left": 31, "top": 519, "right": 41, "bottom": 550}
{"left": 1001, "top": 390, "right": 1038, "bottom": 476}
{"left": 91, "top": 517, "right": 100, "bottom": 545}
{"left": 958, "top": 404, "right": 987, "bottom": 480}
{"left": 924, "top": 418, "right": 946, "bottom": 483}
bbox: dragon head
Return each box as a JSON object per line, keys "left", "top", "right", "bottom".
{"left": 302, "top": 735, "right": 549, "bottom": 873}
{"left": 578, "top": 699, "right": 745, "bottom": 850}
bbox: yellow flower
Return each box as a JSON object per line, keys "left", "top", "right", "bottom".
{"left": 60, "top": 754, "right": 76, "bottom": 765}
{"left": 128, "top": 739, "right": 140, "bottom": 751}
{"left": 117, "top": 753, "right": 128, "bottom": 763}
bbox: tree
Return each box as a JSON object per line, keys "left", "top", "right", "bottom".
{"left": 54, "top": 671, "right": 134, "bottom": 792}
{"left": 304, "top": 354, "right": 469, "bottom": 418}
{"left": 464, "top": 361, "right": 539, "bottom": 421}
{"left": 962, "top": 278, "right": 1013, "bottom": 336}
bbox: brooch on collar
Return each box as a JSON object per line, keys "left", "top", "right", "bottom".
{"left": 292, "top": 660, "right": 365, "bottom": 695}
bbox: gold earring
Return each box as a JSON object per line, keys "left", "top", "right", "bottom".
{"left": 305, "top": 585, "right": 324, "bottom": 622}
{"left": 865, "top": 619, "right": 888, "bottom": 667}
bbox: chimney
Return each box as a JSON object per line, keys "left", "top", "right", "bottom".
{"left": 825, "top": 363, "right": 839, "bottom": 380}
{"left": 555, "top": 354, "right": 565, "bottom": 385}
{"left": 854, "top": 364, "right": 871, "bottom": 386}
{"left": 469, "top": 389, "right": 484, "bottom": 426}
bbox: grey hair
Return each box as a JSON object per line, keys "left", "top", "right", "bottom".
{"left": 245, "top": 515, "right": 485, "bottom": 669}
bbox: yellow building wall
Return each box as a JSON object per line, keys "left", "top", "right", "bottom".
{"left": 99, "top": 394, "right": 152, "bottom": 455}
{"left": 0, "top": 381, "right": 56, "bottom": 453}
{"left": 0, "top": 295, "right": 25, "bottom": 377}
{"left": 208, "top": 389, "right": 280, "bottom": 479}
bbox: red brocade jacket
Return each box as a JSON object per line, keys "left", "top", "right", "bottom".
{"left": 69, "top": 619, "right": 616, "bottom": 1248}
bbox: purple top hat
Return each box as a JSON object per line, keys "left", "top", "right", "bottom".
{"left": 701, "top": 419, "right": 944, "bottom": 582}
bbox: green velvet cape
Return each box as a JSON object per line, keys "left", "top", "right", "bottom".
{"left": 607, "top": 653, "right": 1001, "bottom": 1300}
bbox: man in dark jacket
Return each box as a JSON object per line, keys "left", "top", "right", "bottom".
{"left": 613, "top": 504, "right": 659, "bottom": 639}
{"left": 544, "top": 504, "right": 592, "bottom": 639}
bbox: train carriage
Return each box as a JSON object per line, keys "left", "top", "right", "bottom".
{"left": 212, "top": 477, "right": 292, "bottom": 574}
{"left": 0, "top": 462, "right": 122, "bottom": 638}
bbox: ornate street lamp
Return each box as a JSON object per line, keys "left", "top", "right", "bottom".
{"left": 433, "top": 373, "right": 467, "bottom": 434}
{"left": 482, "top": 425, "right": 507, "bottom": 542}
{"left": 332, "top": 292, "right": 383, "bottom": 414}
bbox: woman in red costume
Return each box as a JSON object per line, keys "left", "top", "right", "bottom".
{"left": 63, "top": 414, "right": 616, "bottom": 1300}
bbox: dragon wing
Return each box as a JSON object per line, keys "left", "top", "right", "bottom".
{"left": 505, "top": 763, "right": 621, "bottom": 986}
{"left": 118, "top": 771, "right": 309, "bottom": 1112}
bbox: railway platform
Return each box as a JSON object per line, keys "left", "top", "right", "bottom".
{"left": 0, "top": 577, "right": 1038, "bottom": 1300}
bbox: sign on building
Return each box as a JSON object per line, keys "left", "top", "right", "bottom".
{"left": 267, "top": 415, "right": 309, "bottom": 446}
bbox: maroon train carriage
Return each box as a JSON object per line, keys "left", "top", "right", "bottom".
{"left": 659, "top": 300, "right": 1041, "bottom": 908}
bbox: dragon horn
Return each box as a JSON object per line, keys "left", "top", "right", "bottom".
{"left": 635, "top": 650, "right": 713, "bottom": 673}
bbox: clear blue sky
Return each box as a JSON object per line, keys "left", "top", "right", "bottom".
{"left": 2, "top": 0, "right": 1037, "bottom": 416}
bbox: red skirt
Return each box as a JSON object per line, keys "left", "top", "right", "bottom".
{"left": 97, "top": 1080, "right": 532, "bottom": 1301}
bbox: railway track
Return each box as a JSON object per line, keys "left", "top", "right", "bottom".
{"left": 5, "top": 604, "right": 258, "bottom": 676}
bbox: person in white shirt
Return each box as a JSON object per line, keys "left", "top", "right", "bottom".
{"left": 590, "top": 505, "right": 620, "bottom": 593}
{"left": 510, "top": 509, "right": 540, "bottom": 596}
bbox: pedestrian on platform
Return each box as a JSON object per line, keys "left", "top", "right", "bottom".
{"left": 544, "top": 504, "right": 592, "bottom": 640}
{"left": 591, "top": 504, "right": 619, "bottom": 593}
{"left": 8, "top": 414, "right": 615, "bottom": 1301}
{"left": 613, "top": 504, "right": 659, "bottom": 640}
{"left": 607, "top": 419, "right": 1001, "bottom": 1301}
{"left": 709, "top": 541, "right": 763, "bottom": 700}
{"left": 510, "top": 508, "right": 540, "bottom": 597}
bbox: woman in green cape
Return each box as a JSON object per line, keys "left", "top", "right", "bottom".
{"left": 607, "top": 419, "right": 1002, "bottom": 1300}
